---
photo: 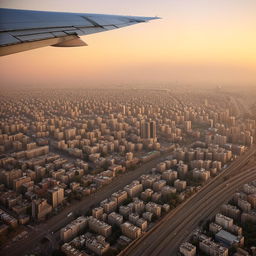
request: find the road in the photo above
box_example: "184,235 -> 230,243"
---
121,146 -> 256,256
1,151 -> 171,256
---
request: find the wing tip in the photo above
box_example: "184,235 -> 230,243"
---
138,16 -> 162,22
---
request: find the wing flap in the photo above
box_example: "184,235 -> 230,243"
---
77,27 -> 105,35
16,33 -> 54,42
103,25 -> 118,31
8,27 -> 74,36
0,33 -> 21,46
115,22 -> 137,28
52,31 -> 68,37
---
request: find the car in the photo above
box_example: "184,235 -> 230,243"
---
67,212 -> 73,217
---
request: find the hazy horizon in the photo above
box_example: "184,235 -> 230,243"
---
0,0 -> 256,88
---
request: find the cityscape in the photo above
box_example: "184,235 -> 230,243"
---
1,1 -> 256,256
0,87 -> 255,256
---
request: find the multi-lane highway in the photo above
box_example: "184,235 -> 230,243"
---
121,146 -> 256,256
1,151 -> 171,256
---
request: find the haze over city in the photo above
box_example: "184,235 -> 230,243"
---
1,1 -> 256,256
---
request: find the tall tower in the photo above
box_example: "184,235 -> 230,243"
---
140,120 -> 156,139
150,121 -> 156,139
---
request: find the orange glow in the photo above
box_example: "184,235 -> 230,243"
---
0,0 -> 256,88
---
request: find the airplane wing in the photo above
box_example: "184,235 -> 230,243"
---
0,8 -> 159,56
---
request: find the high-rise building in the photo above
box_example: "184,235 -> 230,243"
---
140,120 -> 156,139
140,120 -> 150,139
150,121 -> 156,138
47,186 -> 64,208
32,199 -> 52,220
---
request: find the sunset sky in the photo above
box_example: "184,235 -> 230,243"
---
0,0 -> 256,88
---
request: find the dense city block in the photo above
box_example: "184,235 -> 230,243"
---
0,88 -> 255,256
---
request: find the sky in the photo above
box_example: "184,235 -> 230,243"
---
0,0 -> 256,88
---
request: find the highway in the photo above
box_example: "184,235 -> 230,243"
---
121,146 -> 256,256
1,151 -> 171,256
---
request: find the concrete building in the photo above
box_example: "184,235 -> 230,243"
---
85,234 -> 110,256
220,204 -> 241,220
141,175 -> 158,189
129,213 -> 140,225
140,188 -> 154,201
124,181 -> 143,198
133,198 -> 145,214
92,207 -> 104,220
140,121 -> 156,139
243,184 -> 256,194
215,213 -> 233,230
100,199 -> 117,214
179,242 -> 196,256
60,216 -> 88,242
174,179 -> 187,192
13,176 -> 31,192
209,222 -> 222,234
61,243 -> 88,256
142,211 -> 154,222
237,198 -> 251,213
161,186 -> 176,197
151,192 -> 161,202
88,217 -> 112,237
145,202 -> 161,217
121,222 -> 142,240
32,198 -> 52,220
47,186 -> 64,208
119,205 -> 133,218
241,212 -> 256,223
247,194 -> 256,208
199,239 -> 228,256
153,180 -> 167,192
107,212 -> 123,227
0,209 -> 18,228
111,190 -> 128,205
161,170 -> 178,182
136,218 -> 148,231
215,230 -> 244,247
192,168 -> 210,182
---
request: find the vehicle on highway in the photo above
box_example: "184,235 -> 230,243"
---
67,212 -> 73,218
